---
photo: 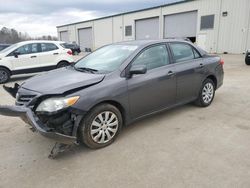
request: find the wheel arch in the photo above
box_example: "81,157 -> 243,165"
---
0,66 -> 12,75
57,60 -> 69,64
206,75 -> 217,89
88,100 -> 127,125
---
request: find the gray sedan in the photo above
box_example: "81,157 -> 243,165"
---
0,39 -> 224,150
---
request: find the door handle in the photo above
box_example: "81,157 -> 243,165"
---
30,56 -> 37,58
167,71 -> 175,76
199,63 -> 204,68
53,53 -> 59,55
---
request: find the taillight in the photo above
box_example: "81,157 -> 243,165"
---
219,59 -> 224,66
67,50 -> 72,55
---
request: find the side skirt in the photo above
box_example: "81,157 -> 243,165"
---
12,66 -> 56,75
127,97 -> 197,125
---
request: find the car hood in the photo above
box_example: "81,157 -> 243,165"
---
21,67 -> 105,94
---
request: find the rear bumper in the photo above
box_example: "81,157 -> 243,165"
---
0,105 -> 77,144
215,65 -> 224,89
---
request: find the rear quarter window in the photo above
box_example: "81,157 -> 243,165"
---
41,43 -> 58,52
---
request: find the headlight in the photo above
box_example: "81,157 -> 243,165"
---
36,96 -> 80,113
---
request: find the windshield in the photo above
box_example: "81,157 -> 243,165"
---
0,43 -> 18,54
75,44 -> 138,73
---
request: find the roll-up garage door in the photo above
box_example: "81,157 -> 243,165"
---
60,31 -> 69,42
135,17 -> 159,40
78,27 -> 93,51
164,11 -> 197,38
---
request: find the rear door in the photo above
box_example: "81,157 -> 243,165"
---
7,43 -> 40,71
169,42 -> 204,103
39,43 -> 60,67
127,44 -> 176,119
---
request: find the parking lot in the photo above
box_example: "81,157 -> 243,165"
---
0,54 -> 250,188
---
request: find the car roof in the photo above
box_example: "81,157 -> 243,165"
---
114,39 -> 190,46
15,40 -> 64,46
114,39 -> 207,57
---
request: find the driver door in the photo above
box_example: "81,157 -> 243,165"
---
127,44 -> 176,119
8,43 -> 40,71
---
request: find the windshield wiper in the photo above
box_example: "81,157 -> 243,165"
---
74,67 -> 98,73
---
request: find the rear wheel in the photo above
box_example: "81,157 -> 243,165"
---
79,103 -> 123,149
57,61 -> 69,68
195,78 -> 215,107
0,68 -> 10,84
246,56 -> 250,65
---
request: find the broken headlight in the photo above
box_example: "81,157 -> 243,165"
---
36,96 -> 80,113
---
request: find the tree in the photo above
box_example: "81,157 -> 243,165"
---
0,27 -> 58,44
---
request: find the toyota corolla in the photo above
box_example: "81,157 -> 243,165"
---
0,40 -> 224,150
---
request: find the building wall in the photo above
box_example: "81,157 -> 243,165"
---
113,16 -> 123,43
57,0 -> 250,54
93,18 -> 113,48
58,25 -> 77,43
217,0 -> 250,53
74,22 -> 93,48
123,8 -> 161,41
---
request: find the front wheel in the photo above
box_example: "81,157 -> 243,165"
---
195,78 -> 215,107
246,58 -> 250,65
79,104 -> 123,149
0,68 -> 10,84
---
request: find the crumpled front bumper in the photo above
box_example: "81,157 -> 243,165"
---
0,105 -> 77,144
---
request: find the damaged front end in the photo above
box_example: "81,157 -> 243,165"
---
0,84 -> 84,145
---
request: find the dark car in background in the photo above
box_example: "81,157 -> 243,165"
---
0,44 -> 11,51
0,39 -> 224,151
246,50 -> 250,65
61,43 -> 81,55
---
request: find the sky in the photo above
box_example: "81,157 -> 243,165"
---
0,0 -> 181,37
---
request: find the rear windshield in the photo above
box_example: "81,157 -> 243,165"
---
61,43 -> 74,48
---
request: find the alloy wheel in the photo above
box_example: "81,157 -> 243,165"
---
202,83 -> 214,104
0,70 -> 8,83
90,111 -> 119,144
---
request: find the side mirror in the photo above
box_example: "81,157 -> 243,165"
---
129,65 -> 147,77
13,52 -> 20,58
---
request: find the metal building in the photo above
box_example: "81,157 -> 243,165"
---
57,0 -> 250,54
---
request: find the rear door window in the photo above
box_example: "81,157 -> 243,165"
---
41,43 -> 58,52
170,43 -> 195,63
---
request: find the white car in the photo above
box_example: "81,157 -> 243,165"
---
0,40 -> 74,83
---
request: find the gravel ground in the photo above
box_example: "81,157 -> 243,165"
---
0,54 -> 250,188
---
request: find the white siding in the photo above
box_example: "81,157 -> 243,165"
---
57,0 -> 250,54
217,0 -> 250,53
164,11 -> 198,38
113,16 -> 123,43
57,25 -> 76,43
135,17 -> 160,40
75,22 -> 93,47
123,8 -> 161,41
94,18 -> 113,49
60,31 -> 69,42
78,28 -> 93,50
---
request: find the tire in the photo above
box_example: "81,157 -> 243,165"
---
79,103 -> 123,149
195,78 -> 215,107
0,68 -> 10,84
57,61 -> 69,68
245,58 -> 250,65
